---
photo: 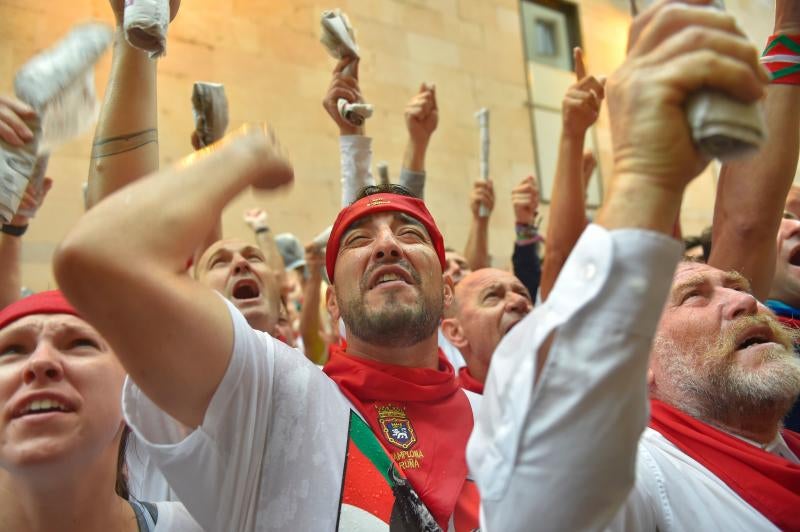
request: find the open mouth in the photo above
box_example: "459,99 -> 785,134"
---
735,328 -> 773,351
790,247 -> 800,267
368,267 -> 414,289
13,398 -> 74,419
231,279 -> 261,301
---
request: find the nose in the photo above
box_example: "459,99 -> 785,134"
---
505,291 -> 531,314
231,252 -> 252,275
23,342 -> 64,385
722,287 -> 758,322
371,227 -> 403,264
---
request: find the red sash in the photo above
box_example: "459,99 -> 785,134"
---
649,399 -> 800,531
457,366 -> 484,395
323,346 -> 474,530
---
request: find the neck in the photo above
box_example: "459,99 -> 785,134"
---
0,440 -> 135,532
707,413 -> 785,446
345,332 -> 440,369
465,355 -> 488,384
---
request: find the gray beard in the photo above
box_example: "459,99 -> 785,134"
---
339,289 -> 441,349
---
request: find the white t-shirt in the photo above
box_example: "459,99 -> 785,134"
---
123,299 -> 477,531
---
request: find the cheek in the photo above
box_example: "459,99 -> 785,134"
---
70,360 -> 126,425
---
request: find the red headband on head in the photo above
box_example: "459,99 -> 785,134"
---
326,193 -> 447,282
0,290 -> 80,330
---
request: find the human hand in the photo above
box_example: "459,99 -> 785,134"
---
0,95 -> 36,148
470,180 -> 495,219
220,124 -> 294,191
243,208 -> 268,231
323,57 -> 364,135
608,1 -> 768,193
405,83 -> 438,148
562,48 -> 605,138
109,0 -> 181,26
304,243 -> 325,279
511,176 -> 539,225
11,177 -> 53,227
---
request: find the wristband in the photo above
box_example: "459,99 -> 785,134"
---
255,226 -> 270,235
762,34 -> 800,85
2,224 -> 28,237
515,223 -> 542,245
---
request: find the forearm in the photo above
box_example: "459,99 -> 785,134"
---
398,167 -> 425,200
709,84 -> 800,299
300,274 -> 326,365
340,135 -> 374,207
0,235 -> 22,308
402,139 -> 428,173
55,139 -> 266,426
541,132 -> 590,300
254,229 -> 285,274
464,217 -> 490,270
86,29 -> 159,208
512,241 -> 542,301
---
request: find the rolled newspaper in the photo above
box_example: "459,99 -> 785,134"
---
631,0 -> 764,161
312,225 -> 333,250
475,108 -> 490,218
377,161 -> 390,185
6,22 -> 111,223
15,153 -> 50,219
320,9 -> 374,126
192,82 -> 230,148
0,114 -> 40,223
124,0 -> 171,58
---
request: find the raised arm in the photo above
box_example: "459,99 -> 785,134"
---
55,127 -> 294,428
540,47 -> 604,301
511,175 -> 542,299
299,243 -> 327,364
471,3 -> 768,530
463,180 -> 494,270
399,83 -> 438,199
708,0 -> 800,300
323,57 -> 375,207
85,0 -> 180,208
243,208 -> 286,292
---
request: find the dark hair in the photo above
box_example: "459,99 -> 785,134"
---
115,425 -> 132,499
354,184 -> 417,203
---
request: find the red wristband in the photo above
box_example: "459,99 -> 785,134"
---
762,34 -> 800,85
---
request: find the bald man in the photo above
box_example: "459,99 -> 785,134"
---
441,268 -> 533,393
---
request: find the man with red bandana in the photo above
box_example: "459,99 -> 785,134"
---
55,123 -> 481,530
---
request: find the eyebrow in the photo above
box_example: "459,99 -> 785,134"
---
342,212 -> 430,240
671,270 -> 752,301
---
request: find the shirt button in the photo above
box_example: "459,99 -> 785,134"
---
583,262 -> 597,280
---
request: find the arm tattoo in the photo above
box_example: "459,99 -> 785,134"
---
91,128 -> 158,159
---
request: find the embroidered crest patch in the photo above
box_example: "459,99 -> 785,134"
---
377,404 -> 417,450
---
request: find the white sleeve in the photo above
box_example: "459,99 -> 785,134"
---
340,134 -> 374,207
122,298 -> 346,531
468,224 -> 682,532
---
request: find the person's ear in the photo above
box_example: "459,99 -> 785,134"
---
441,317 -> 468,350
442,274 -> 455,310
326,285 -> 339,321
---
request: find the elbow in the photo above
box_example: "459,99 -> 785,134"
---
52,231 -> 104,303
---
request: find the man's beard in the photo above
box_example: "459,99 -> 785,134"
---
654,314 -> 800,427
338,261 -> 442,349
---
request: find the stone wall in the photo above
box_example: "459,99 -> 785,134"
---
0,0 -> 774,291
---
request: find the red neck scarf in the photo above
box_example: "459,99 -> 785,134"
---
649,399 -> 800,531
323,346 -> 473,530
457,366 -> 484,395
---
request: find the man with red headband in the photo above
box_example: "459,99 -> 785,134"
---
55,123 -> 480,529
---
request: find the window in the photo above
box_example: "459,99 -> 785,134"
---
520,0 -> 603,208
